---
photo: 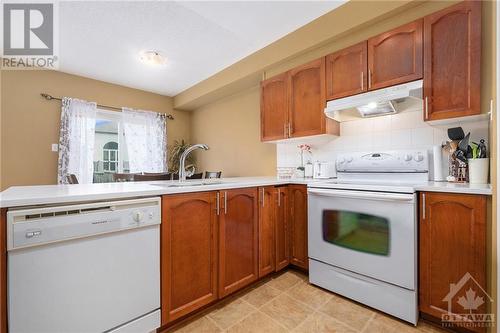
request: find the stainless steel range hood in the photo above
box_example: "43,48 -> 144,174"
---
324,79 -> 423,122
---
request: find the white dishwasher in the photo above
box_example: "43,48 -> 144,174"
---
6,197 -> 162,333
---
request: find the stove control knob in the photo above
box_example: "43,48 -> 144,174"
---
338,157 -> 346,164
403,154 -> 412,162
414,153 -> 424,162
346,157 -> 353,163
133,211 -> 143,223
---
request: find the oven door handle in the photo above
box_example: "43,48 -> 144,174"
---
308,188 -> 415,202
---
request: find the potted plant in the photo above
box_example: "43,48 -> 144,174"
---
168,139 -> 196,174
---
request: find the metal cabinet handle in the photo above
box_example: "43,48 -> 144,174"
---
277,188 -> 281,207
216,192 -> 220,215
224,191 -> 227,214
425,97 -> 429,120
368,69 -> 372,89
261,188 -> 265,208
422,193 -> 426,220
283,123 -> 287,138
361,72 -> 364,90
288,123 -> 292,137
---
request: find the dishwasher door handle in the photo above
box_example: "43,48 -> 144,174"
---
308,188 -> 415,202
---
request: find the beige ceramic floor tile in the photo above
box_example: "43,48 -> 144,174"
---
287,281 -> 333,309
362,313 -> 450,333
207,299 -> 256,330
260,294 -> 314,330
267,271 -> 303,291
319,295 -> 375,331
287,269 -> 309,282
294,311 -> 357,333
226,311 -> 287,333
172,316 -> 221,333
242,283 -> 282,308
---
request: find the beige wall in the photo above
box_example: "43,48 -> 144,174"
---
190,86 -> 276,177
0,70 -> 191,190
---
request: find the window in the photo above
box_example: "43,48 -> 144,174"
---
103,141 -> 118,172
93,110 -> 129,183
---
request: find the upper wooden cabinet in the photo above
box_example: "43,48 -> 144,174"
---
326,41 -> 367,100
260,58 -> 339,142
288,185 -> 308,270
368,20 -> 423,90
419,192 -> 486,333
260,73 -> 288,141
161,193 -> 218,324
423,1 -> 481,121
219,188 -> 259,298
288,58 -> 327,138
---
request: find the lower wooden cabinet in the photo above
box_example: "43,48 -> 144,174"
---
218,188 -> 259,298
275,186 -> 290,271
160,185 -> 308,325
419,192 -> 486,333
258,187 -> 276,277
288,185 -> 308,270
161,192 -> 218,324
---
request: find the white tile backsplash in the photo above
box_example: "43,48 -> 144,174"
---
276,109 -> 489,168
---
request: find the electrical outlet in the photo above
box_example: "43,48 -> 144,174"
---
51,144 -> 59,152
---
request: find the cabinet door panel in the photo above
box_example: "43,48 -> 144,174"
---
288,58 -> 326,138
258,187 -> 276,277
219,188 -> 259,297
275,187 -> 289,271
423,1 -> 481,121
261,73 -> 288,141
368,20 -> 422,90
288,185 -> 308,270
419,192 -> 486,333
161,193 -> 218,324
326,41 -> 367,100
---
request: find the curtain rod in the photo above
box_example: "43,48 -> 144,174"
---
40,93 -> 174,120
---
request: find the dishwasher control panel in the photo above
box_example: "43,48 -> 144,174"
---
7,197 -> 161,250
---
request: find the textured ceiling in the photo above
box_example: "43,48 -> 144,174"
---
58,1 -> 346,96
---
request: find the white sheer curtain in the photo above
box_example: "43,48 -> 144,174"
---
122,108 -> 167,173
57,98 -> 97,184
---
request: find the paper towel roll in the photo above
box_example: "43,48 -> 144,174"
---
433,145 -> 444,181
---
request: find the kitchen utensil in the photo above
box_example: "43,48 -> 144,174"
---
447,127 -> 465,141
454,149 -> 467,164
471,142 -> 479,159
478,139 -> 487,158
466,146 -> 473,159
458,132 -> 470,153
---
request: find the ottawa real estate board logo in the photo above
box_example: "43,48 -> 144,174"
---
441,272 -> 495,330
2,1 -> 58,69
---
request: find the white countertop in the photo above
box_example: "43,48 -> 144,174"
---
0,176 -> 492,208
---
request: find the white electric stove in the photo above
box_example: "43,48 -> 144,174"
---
308,150 -> 429,325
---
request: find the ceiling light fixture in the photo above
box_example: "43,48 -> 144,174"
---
139,51 -> 167,66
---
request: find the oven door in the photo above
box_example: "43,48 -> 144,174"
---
308,188 -> 416,290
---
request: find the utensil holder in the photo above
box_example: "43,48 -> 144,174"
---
468,158 -> 489,184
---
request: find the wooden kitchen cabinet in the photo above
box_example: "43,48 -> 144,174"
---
275,186 -> 290,271
368,20 -> 423,90
419,192 -> 486,332
258,187 -> 276,277
260,73 -> 288,141
288,58 -> 327,138
161,193 -> 218,324
219,188 -> 259,298
423,1 -> 481,121
1,209 -> 6,333
260,58 -> 339,142
326,41 -> 368,100
288,185 -> 308,270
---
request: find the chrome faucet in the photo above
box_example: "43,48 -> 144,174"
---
179,144 -> 209,182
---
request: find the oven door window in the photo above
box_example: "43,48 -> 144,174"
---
322,210 -> 390,256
